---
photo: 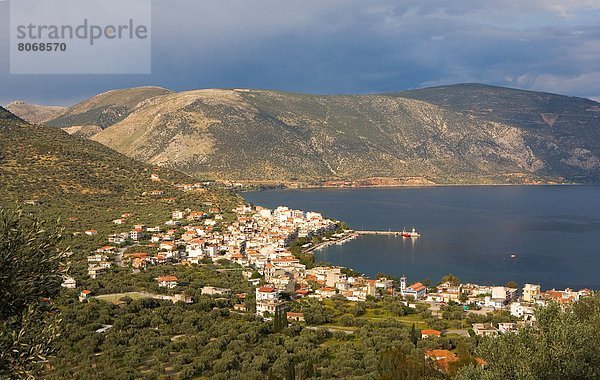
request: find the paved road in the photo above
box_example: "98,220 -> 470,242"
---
114,244 -> 141,267
306,326 -> 355,335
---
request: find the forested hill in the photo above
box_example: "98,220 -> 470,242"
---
0,106 -> 238,226
36,84 -> 600,185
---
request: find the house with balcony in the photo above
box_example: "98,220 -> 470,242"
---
157,276 -> 179,289
256,286 -> 285,317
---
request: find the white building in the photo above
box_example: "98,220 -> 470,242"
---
400,276 -> 427,299
484,286 -> 517,309
498,322 -> 518,334
472,323 -> 500,336
61,276 -> 76,289
258,209 -> 272,219
172,211 -> 186,220
157,276 -> 178,288
522,283 -> 541,303
201,286 -> 231,295
129,229 -> 144,241
510,302 -> 536,322
108,233 -> 128,244
256,286 -> 285,317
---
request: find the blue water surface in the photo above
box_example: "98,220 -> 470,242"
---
244,186 -> 600,289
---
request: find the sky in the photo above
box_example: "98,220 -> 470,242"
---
1,0 -> 599,106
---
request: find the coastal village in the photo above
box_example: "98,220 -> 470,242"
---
63,176 -> 595,374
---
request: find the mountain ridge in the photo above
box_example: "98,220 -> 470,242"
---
5,101 -> 65,124
44,86 -> 172,130
39,84 -> 600,185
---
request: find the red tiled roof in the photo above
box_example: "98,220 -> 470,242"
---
157,276 -> 178,282
409,282 -> 427,292
426,349 -> 457,360
127,253 -> 149,258
426,349 -> 458,372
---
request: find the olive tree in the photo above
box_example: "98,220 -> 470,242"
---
0,208 -> 65,379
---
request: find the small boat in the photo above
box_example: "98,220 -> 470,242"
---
510,253 -> 517,258
402,227 -> 420,238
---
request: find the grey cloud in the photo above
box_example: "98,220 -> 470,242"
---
0,0 -> 598,105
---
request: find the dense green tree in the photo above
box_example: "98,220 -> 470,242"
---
441,304 -> 465,321
505,281 -> 518,289
379,347 -> 443,380
440,274 -> 461,286
339,314 -> 356,327
245,292 -> 257,314
340,266 -> 361,278
455,295 -> 600,380
375,272 -> 398,281
273,305 -> 288,333
302,301 -> 333,325
448,341 -> 478,376
0,208 -> 65,378
409,324 -> 419,346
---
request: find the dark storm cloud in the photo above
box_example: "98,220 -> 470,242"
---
0,0 -> 598,105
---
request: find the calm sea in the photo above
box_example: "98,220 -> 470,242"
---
244,186 -> 600,290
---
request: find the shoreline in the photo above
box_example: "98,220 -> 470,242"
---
241,181 -> 592,193
302,232 -> 360,254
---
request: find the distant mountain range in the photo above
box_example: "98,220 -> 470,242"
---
8,83 -> 600,185
5,101 -> 65,124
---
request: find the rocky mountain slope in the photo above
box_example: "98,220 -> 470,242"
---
44,84 -> 600,184
5,101 -> 65,124
392,84 -> 600,182
44,86 -> 171,130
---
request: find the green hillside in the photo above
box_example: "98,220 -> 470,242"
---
0,106 -> 238,228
